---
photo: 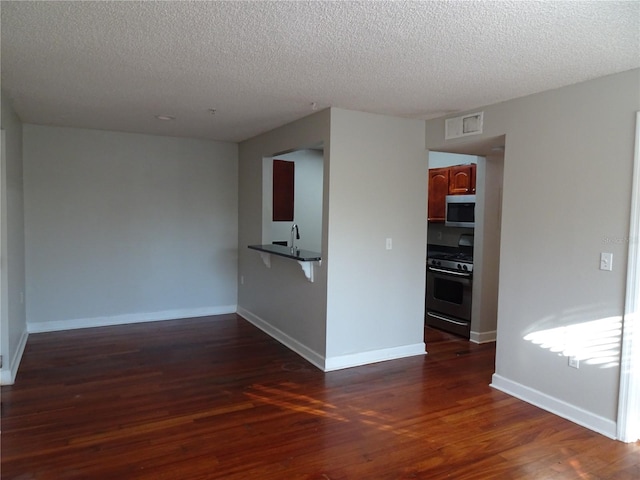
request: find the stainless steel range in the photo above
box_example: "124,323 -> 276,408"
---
426,234 -> 474,338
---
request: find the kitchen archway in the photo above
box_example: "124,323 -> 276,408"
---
426,135 -> 506,350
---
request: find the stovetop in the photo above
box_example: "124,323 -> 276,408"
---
427,246 -> 473,273
427,233 -> 475,273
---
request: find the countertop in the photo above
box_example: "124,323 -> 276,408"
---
248,244 -> 322,262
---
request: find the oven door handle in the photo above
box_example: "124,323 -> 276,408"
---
428,267 -> 472,278
427,312 -> 469,326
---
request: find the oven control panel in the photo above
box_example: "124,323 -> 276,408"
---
428,257 -> 473,273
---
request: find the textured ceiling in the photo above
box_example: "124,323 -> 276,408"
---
1,1 -> 639,143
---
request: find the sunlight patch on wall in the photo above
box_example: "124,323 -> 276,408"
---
523,316 -> 622,369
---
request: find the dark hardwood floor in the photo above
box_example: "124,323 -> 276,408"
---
1,314 -> 638,479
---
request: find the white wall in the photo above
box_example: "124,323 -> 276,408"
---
426,68 -> 640,437
470,155 -> 503,341
23,125 -> 238,331
264,149 -> 324,252
325,109 -> 427,367
0,91 -> 27,384
238,110 -> 330,365
428,151 -> 478,169
239,108 -> 426,371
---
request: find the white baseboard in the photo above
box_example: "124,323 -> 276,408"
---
470,329 -> 497,344
237,307 -> 426,372
324,342 -> 426,372
0,328 -> 29,385
236,307 -> 326,370
27,305 -> 237,333
491,373 -> 617,439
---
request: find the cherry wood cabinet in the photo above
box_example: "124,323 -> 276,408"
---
448,164 -> 476,195
428,163 -> 476,222
273,159 -> 294,221
427,167 -> 449,222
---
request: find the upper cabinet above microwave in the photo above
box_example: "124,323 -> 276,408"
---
428,164 -> 476,222
448,164 -> 476,195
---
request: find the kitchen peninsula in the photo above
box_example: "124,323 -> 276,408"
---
248,244 -> 322,282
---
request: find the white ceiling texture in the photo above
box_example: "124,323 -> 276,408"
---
1,1 -> 639,143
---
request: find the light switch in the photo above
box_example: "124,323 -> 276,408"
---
600,252 -> 613,271
386,238 -> 392,250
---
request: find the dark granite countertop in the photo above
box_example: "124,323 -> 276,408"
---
248,244 -> 322,262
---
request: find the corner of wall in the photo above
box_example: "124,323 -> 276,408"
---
0,328 -> 28,385
237,306 -> 326,370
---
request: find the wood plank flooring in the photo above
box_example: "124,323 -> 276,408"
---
1,314 -> 639,479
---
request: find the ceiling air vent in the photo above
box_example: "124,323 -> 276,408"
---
445,112 -> 484,140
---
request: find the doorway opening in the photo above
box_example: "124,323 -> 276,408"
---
425,135 -> 506,350
261,144 -> 324,254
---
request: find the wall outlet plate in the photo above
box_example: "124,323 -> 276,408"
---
568,356 -> 580,369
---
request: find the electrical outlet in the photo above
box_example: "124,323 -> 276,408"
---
600,252 -> 613,271
386,238 -> 392,250
568,356 -> 579,369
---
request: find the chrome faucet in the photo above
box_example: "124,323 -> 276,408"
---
290,223 -> 300,251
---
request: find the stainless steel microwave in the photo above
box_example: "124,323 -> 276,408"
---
445,194 -> 476,228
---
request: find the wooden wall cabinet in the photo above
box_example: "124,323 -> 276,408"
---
427,167 -> 449,222
273,159 -> 294,221
448,164 -> 476,195
428,164 -> 476,222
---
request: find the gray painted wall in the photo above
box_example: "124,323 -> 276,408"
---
23,125 -> 238,329
325,109 -> 427,359
238,110 -> 330,359
0,92 -> 27,383
426,68 -> 640,426
470,155 -> 503,339
428,151 -> 478,169
238,108 -> 426,368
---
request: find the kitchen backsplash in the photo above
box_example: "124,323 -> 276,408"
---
427,223 -> 474,247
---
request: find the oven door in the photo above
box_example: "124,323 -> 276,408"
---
426,266 -> 472,321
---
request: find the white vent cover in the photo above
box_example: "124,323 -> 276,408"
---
445,112 -> 484,139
